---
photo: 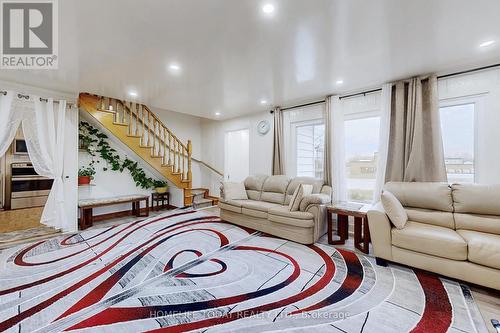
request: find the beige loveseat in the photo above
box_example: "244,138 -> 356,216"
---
368,182 -> 500,290
219,175 -> 332,244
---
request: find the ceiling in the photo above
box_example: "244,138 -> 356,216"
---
1,0 -> 500,119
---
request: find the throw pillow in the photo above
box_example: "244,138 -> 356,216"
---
289,184 -> 313,211
223,182 -> 248,200
381,190 -> 408,229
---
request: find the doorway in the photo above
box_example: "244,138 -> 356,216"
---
224,129 -> 250,182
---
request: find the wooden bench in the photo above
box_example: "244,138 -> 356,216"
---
78,194 -> 149,230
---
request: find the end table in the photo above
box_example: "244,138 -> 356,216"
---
327,202 -> 371,254
151,192 -> 170,211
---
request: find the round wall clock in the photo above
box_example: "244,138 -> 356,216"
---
257,120 -> 271,135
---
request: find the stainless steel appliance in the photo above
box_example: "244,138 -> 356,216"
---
10,163 -> 53,210
13,139 -> 29,155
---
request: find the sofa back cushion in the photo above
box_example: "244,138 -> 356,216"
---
244,175 -> 268,200
284,177 -> 324,205
452,183 -> 500,235
452,183 -> 500,215
261,175 -> 291,204
383,182 -> 453,212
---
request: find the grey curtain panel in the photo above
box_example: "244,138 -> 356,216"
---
385,75 -> 447,182
272,106 -> 285,175
323,96 -> 332,185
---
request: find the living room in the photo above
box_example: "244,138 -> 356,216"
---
0,1 -> 499,332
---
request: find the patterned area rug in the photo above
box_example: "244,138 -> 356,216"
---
0,209 -> 488,332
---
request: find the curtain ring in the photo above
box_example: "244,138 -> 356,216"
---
17,93 -> 29,100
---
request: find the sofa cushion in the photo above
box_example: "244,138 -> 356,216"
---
288,184 -> 313,211
391,221 -> 467,260
454,213 -> 500,235
405,207 -> 455,229
240,200 -> 281,212
457,230 -> 500,270
452,183 -> 500,215
384,182 -> 453,212
268,206 -> 314,227
244,175 -> 268,200
219,199 -> 246,213
223,182 -> 248,200
260,175 -> 290,204
284,177 -> 324,205
381,191 -> 408,229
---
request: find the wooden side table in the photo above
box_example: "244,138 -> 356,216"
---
151,192 -> 170,211
327,203 -> 371,254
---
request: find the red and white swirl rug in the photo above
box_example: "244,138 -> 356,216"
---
0,209 -> 489,332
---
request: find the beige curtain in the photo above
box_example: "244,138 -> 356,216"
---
385,75 -> 447,182
272,106 -> 285,175
323,96 -> 332,185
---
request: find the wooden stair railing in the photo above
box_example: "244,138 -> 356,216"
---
79,93 -> 194,206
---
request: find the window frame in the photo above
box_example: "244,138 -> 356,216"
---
290,118 -> 325,178
343,110 -> 382,203
439,95 -> 483,183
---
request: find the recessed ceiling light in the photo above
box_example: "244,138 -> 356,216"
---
128,91 -> 138,97
168,63 -> 181,72
336,80 -> 344,85
479,40 -> 495,48
262,3 -> 274,14
215,112 -> 221,116
260,99 -> 268,104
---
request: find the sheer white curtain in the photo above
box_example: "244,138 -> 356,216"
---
0,92 -> 19,156
21,98 -> 68,230
373,83 -> 392,202
329,96 -> 347,202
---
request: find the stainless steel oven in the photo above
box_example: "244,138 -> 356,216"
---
10,163 -> 53,210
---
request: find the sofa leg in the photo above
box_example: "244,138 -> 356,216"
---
375,257 -> 388,267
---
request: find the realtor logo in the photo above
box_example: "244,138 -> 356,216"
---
1,0 -> 58,69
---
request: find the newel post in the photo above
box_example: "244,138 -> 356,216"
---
187,140 -> 192,182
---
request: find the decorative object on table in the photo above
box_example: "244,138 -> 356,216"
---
78,164 -> 96,185
327,201 -> 372,254
151,192 -> 170,211
153,180 -> 168,194
257,119 -> 271,135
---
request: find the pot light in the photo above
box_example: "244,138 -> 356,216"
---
215,111 -> 221,116
479,40 -> 495,48
336,80 -> 344,85
262,3 -> 274,14
128,91 -> 138,97
168,63 -> 181,73
260,99 -> 268,104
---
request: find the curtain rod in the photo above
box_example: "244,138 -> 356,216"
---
437,62 -> 500,79
0,91 -> 75,107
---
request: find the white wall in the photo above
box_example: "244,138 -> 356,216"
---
200,111 -> 274,194
438,68 -> 500,184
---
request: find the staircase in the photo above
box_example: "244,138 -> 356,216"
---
191,188 -> 219,209
78,93 -> 217,207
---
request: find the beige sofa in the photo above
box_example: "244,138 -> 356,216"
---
219,175 -> 332,244
368,182 -> 500,290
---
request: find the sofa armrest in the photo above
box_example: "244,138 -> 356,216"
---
299,194 -> 331,212
298,194 -> 331,242
367,202 -> 393,261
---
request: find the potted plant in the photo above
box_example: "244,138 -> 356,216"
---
78,165 -> 96,185
154,180 -> 168,193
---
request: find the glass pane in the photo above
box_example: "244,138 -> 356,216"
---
345,116 -> 381,203
440,103 -> 475,183
296,123 -> 325,179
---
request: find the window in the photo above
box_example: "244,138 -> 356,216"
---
296,122 -> 325,179
439,103 -> 475,183
344,115 -> 381,203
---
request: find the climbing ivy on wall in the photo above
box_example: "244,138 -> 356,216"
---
79,121 -> 158,189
